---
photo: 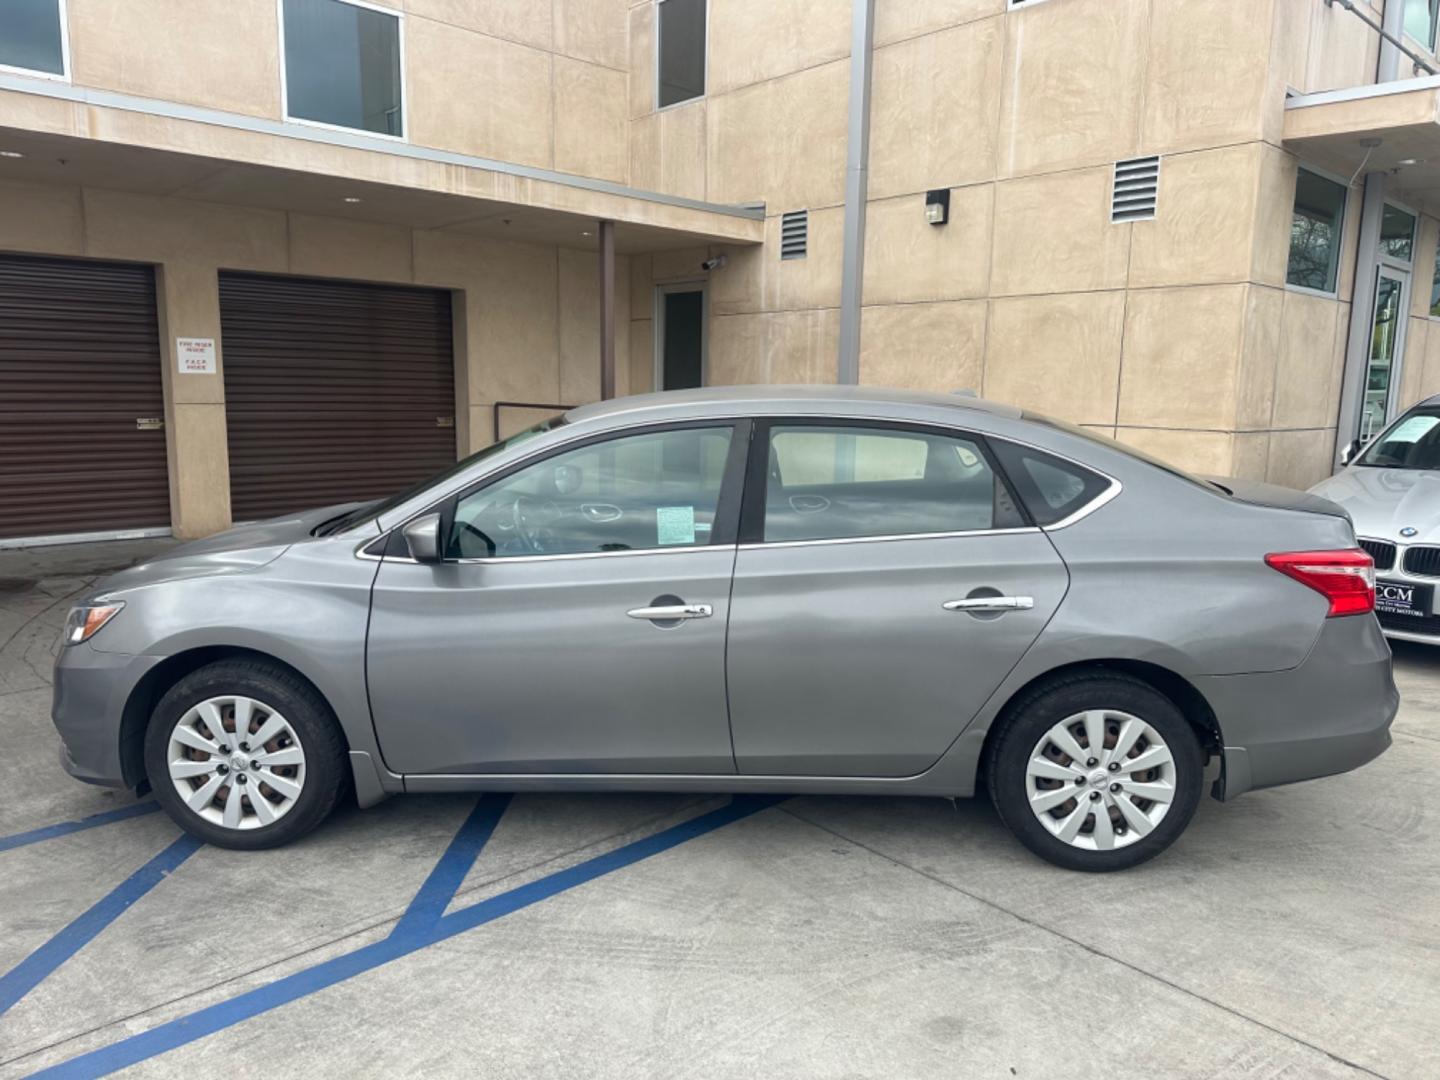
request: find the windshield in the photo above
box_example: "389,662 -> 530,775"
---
1356,407 -> 1440,470
316,417 -> 566,535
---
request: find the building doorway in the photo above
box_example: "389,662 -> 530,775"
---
1358,203 -> 1418,441
655,284 -> 706,391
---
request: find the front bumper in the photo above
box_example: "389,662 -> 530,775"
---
51,643 -> 162,789
1200,614 -> 1397,799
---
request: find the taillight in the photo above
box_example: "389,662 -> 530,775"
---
1265,550 -> 1375,617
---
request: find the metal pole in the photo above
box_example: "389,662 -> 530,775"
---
1336,173 -> 1387,461
836,0 -> 876,385
599,219 -> 616,400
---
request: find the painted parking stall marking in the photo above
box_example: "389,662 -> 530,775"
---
0,834 -> 202,1017
0,802 -> 160,853
32,795 -> 781,1079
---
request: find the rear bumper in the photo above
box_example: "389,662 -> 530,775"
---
1200,615 -> 1398,799
51,643 -> 160,790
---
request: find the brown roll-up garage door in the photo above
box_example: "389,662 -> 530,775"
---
219,273 -> 456,521
0,254 -> 170,542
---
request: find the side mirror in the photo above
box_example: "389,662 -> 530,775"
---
1339,439 -> 1362,467
401,512 -> 443,563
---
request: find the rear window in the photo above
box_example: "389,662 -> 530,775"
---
991,438 -> 1112,527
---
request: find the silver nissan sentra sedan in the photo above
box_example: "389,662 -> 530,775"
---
52,387 -> 1397,871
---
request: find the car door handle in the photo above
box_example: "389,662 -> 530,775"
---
627,603 -> 713,620
942,596 -> 1034,612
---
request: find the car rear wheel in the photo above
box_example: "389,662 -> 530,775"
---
987,673 -> 1204,871
144,660 -> 346,849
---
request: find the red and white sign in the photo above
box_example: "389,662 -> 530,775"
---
176,337 -> 217,374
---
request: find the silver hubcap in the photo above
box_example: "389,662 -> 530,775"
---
1025,709 -> 1176,852
166,695 -> 306,830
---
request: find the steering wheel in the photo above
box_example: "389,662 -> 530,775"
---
511,494 -> 561,554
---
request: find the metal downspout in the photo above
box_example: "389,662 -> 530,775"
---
837,0 -> 876,385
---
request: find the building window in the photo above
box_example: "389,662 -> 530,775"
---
1286,168 -> 1347,294
0,0 -> 67,80
1430,237 -> 1440,317
1380,203 -> 1417,262
281,0 -> 403,138
657,0 -> 705,108
1406,0 -> 1439,51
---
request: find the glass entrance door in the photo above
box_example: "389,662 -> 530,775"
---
1362,269 -> 1410,441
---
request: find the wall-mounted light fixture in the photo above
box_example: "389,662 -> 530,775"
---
925,188 -> 950,226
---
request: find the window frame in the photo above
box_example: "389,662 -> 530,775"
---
1404,0 -> 1440,53
1284,163 -> 1352,300
383,418 -> 751,564
0,0 -> 71,83
654,0 -> 708,113
736,417 -> 1036,549
276,0 -> 407,142
1428,219 -> 1440,320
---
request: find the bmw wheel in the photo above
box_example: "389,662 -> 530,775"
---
145,660 -> 347,849
988,673 -> 1204,871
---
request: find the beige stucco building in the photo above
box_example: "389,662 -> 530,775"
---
4,0 -> 1440,542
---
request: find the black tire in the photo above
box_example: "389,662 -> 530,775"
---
144,659 -> 347,850
987,672 -> 1204,872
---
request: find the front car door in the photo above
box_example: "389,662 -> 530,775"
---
725,419 -> 1070,776
367,421 -> 747,776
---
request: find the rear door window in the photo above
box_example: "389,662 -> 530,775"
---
760,424 -> 1023,542
990,439 -> 1112,527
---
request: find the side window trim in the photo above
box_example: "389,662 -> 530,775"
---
421,418 -> 750,562
988,435 -> 1121,530
737,416 -> 1033,547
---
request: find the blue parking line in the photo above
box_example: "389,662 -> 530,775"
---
0,834 -> 201,1017
36,795 -> 781,1079
0,803 -> 160,854
389,794 -> 512,942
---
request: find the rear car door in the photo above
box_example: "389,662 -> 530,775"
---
367,421 -> 747,775
725,420 -> 1070,777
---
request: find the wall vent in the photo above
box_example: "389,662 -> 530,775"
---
780,210 -> 808,259
1111,156 -> 1160,222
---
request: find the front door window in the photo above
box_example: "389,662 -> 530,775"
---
447,425 -> 734,558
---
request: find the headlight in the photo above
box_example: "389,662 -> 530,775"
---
63,602 -> 125,646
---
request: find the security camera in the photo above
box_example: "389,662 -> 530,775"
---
700,254 -> 728,272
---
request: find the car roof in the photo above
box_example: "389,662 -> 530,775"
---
564,385 -> 1023,424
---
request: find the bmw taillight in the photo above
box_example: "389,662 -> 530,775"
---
1265,550 -> 1375,617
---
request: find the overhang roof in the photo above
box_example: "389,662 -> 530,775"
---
1284,77 -> 1440,213
0,73 -> 763,254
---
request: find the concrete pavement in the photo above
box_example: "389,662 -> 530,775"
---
1,540 -> 1436,1078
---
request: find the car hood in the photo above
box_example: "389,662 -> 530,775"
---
92,501 -> 370,597
1309,468 -> 1440,543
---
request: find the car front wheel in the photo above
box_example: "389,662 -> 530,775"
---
987,673 -> 1204,871
144,660 -> 347,849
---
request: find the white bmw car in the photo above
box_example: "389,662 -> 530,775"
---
1311,397 -> 1440,643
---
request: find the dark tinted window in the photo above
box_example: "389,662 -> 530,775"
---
991,439 -> 1112,527
1357,407 -> 1440,470
1286,168 -> 1346,293
0,0 -> 65,76
658,0 -> 705,107
283,0 -> 403,136
1380,203 -> 1416,261
762,425 -> 1022,543
448,426 -> 734,558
